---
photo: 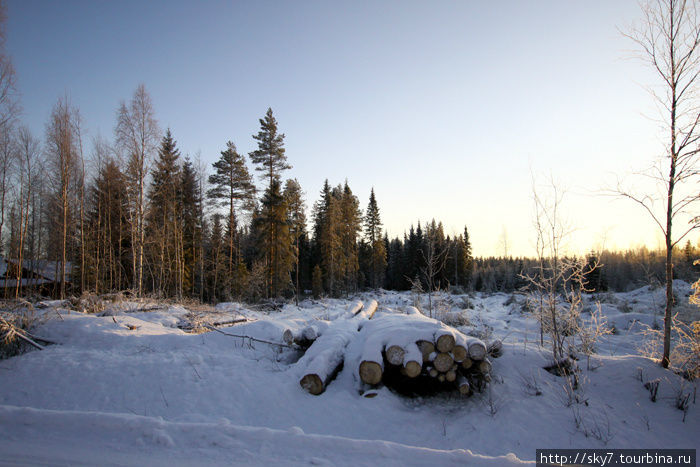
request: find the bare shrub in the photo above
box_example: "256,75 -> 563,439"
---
0,308 -> 39,358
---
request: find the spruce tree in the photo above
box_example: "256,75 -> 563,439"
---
463,226 -> 473,289
147,129 -> 181,296
255,179 -> 294,297
364,188 -> 386,289
88,158 -> 129,292
284,178 -> 306,304
181,157 -> 203,297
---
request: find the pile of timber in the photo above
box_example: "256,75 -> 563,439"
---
292,301 -> 500,397
358,307 -> 499,397
295,300 -> 378,395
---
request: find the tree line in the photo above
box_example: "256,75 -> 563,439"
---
1,79 -> 697,301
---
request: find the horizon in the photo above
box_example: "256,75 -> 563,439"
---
6,1 -> 697,256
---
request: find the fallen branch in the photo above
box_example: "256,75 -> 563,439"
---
204,325 -> 293,348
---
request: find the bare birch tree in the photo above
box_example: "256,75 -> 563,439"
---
115,84 -> 160,297
45,96 -> 81,299
619,0 -> 700,367
14,127 -> 39,298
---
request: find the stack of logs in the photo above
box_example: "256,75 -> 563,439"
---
358,308 -> 501,397
292,302 -> 501,397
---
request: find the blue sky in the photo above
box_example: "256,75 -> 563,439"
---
6,1 -> 680,256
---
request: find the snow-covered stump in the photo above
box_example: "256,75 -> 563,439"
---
298,300 -> 378,395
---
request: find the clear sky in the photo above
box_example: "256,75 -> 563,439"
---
6,0 -> 691,257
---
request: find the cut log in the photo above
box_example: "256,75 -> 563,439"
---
445,369 -> 457,383
438,374 -> 445,382
359,360 -> 383,385
428,367 -> 438,378
457,376 -> 471,395
478,358 -> 492,375
467,339 -> 487,361
347,300 -> 364,317
433,352 -> 454,373
299,301 -> 376,395
299,374 -> 324,395
385,345 -> 405,366
418,340 -> 435,362
359,328 -> 385,385
355,300 -> 379,328
452,344 -> 467,363
402,343 -> 422,378
283,320 -> 329,347
435,330 -> 455,353
461,357 -> 473,370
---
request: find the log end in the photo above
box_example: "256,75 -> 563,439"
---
458,379 -> 471,396
359,360 -> 383,385
404,360 -> 422,378
452,344 -> 467,363
433,352 -> 454,373
468,341 -> 487,361
385,345 -> 405,366
300,374 -> 323,395
436,333 -> 456,353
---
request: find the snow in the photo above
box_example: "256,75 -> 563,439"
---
0,286 -> 698,465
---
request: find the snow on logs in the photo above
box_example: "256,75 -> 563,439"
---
357,310 -> 492,396
299,300 -> 378,395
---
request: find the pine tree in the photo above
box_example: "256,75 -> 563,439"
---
207,141 -> 255,293
249,109 -> 293,298
249,108 -> 290,188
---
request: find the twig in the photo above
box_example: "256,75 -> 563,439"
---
204,325 -> 293,348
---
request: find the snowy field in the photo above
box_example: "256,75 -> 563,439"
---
0,284 -> 698,466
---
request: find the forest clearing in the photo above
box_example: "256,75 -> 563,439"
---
0,285 -> 697,465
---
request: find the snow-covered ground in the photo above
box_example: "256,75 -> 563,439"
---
0,284 -> 697,465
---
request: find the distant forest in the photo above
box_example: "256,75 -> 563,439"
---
1,82 -> 698,302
